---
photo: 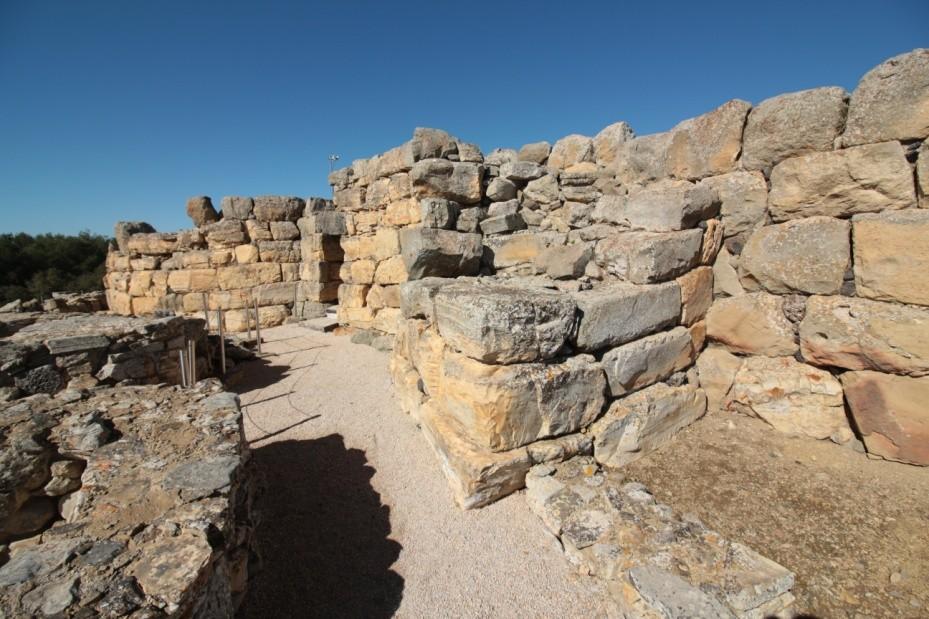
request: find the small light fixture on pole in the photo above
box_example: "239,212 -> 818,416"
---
328,154 -> 341,173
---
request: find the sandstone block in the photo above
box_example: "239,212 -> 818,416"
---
593,121 -> 635,166
800,295 -> 929,376
706,292 -> 797,356
297,212 -> 346,236
712,246 -> 744,297
410,127 -> 456,162
225,304 -> 289,331
209,249 -> 234,266
253,196 -> 305,221
853,210 -> 929,306
595,229 -> 703,284
220,196 -> 254,220
338,284 -> 370,309
166,269 -> 217,293
666,99 -> 751,180
571,281 -> 680,351
518,141 -> 551,164
350,259 -> 376,285
298,281 -> 339,303
725,356 -> 847,440
841,371 -> 929,465
482,232 -> 564,269
420,198 -> 460,229
126,233 -> 177,256
499,161 -> 545,183
373,228 -> 401,261
234,244 -> 259,264
768,141 -> 916,221
479,213 -> 526,235
486,177 -> 517,202
739,216 -> 850,295
677,266 -> 713,326
548,135 -> 594,169
186,196 -> 219,227
696,347 -> 743,411
218,263 -> 282,290
612,131 -> 674,184
592,383 -> 706,468
366,284 -> 401,310
534,243 -> 592,280
334,187 -> 365,211
114,221 -> 155,253
434,282 -> 576,364
596,180 -> 719,232
388,173 -> 412,202
698,171 -> 768,241
257,240 -> 301,263
204,220 -> 247,248
373,307 -> 402,334
842,48 -> 929,146
601,327 -> 694,397
383,198 -> 421,226
523,174 -> 560,204
374,255 -> 408,285
106,290 -> 132,315
301,234 -> 343,262
254,282 -> 297,307
439,349 -> 606,452
399,228 -> 482,279
411,159 -> 483,204
244,219 -> 272,242
742,87 -> 848,173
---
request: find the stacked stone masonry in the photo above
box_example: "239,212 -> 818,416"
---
105,196 -> 346,332
330,48 -> 929,511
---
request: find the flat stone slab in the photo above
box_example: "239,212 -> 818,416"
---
302,315 -> 340,332
526,458 -> 796,618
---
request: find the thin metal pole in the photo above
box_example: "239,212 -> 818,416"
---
254,298 -> 262,356
178,348 -> 188,388
217,309 -> 226,376
190,339 -> 197,385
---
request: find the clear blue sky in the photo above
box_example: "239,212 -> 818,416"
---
1,1 -> 926,236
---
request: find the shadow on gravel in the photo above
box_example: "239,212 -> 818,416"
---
238,434 -> 404,619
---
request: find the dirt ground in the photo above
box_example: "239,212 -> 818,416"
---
621,409 -> 929,619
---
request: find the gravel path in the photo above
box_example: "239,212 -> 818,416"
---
235,324 -> 601,618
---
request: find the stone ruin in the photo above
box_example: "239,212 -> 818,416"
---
3,47 -> 926,617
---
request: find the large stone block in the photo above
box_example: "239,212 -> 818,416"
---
918,141 -> 929,205
696,346 -> 743,412
800,295 -> 929,376
482,232 -> 564,269
166,269 -> 217,293
257,240 -> 301,263
595,229 -> 702,284
204,220 -> 247,248
418,401 -> 531,509
186,196 -> 219,227
842,48 -> 929,146
853,210 -> 929,306
410,159 -> 483,204
592,383 -> 706,468
297,212 -> 346,236
433,282 -> 576,364
399,228 -> 482,279
253,196 -> 305,221
739,216 -> 850,295
374,255 -> 408,285
593,180 -> 719,232
706,292 -> 797,356
698,171 -> 768,241
399,277 -> 453,320
548,134 -> 594,169
220,196 -> 253,220
601,326 -> 694,397
841,371 -> 929,465
742,87 -> 848,173
665,99 -> 751,180
439,349 -> 606,452
254,282 -> 297,307
534,243 -> 592,280
518,141 -> 552,164
677,266 -> 713,326
725,356 -> 847,440
768,141 -> 916,221
244,219 -> 272,242
217,263 -> 282,290
114,221 -> 155,253
126,233 -> 177,256
571,281 -> 680,352
592,121 -> 634,166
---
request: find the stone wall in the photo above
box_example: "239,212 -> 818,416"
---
330,47 -> 929,507
104,195 -> 345,332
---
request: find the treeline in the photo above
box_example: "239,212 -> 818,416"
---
0,232 -> 111,304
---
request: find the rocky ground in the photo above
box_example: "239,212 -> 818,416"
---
621,410 -> 929,618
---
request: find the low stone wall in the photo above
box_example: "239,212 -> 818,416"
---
0,379 -> 253,617
332,47 -> 929,509
105,195 -> 346,332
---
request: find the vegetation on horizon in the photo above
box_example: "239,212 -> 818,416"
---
0,231 -> 111,304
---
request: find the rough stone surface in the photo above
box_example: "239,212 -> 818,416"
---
253,196 -> 305,222
739,216 -> 850,295
399,228 -> 483,280
185,196 -> 219,227
706,292 -> 797,356
852,210 -> 929,306
841,371 -> 929,465
220,196 -> 254,220
113,222 -> 156,253
842,48 -> 929,146
698,171 -> 768,241
666,99 -> 752,180
677,266 -> 713,326
742,87 -> 848,173
571,281 -> 680,352
601,327 -> 694,397
594,180 -> 719,232
433,282 -> 576,364
800,295 -> 929,376
548,135 -> 594,169
725,356 -> 848,440
696,346 -> 743,412
768,141 -> 916,221
411,159 -> 483,204
518,141 -> 551,164
595,229 -> 703,284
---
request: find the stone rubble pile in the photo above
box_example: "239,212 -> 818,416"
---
526,459 -> 796,618
0,379 -> 253,617
105,195 -> 346,332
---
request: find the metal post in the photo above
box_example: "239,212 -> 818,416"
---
254,298 -> 262,356
217,309 -> 226,376
178,348 -> 188,388
189,339 -> 197,385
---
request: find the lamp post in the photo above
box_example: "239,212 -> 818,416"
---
328,154 -> 341,173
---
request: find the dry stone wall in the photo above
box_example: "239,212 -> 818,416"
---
105,195 -> 345,332
331,48 -> 929,509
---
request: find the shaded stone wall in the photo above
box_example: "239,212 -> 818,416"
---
330,48 -> 929,508
104,196 -> 345,332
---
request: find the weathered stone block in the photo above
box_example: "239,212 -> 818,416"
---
853,210 -> 929,306
166,269 -> 217,293
742,87 -> 848,173
186,196 -> 219,227
399,277 -> 453,320
571,281 -> 680,352
411,159 -> 483,204
338,284 -> 370,309
666,99 -> 751,180
499,161 -> 545,183
698,170 -> 768,241
350,259 -> 376,285
548,135 -> 594,169
677,266 -> 713,326
534,243 -> 592,280
768,141 -> 916,221
439,349 -> 606,452
482,232 -> 564,269
126,233 -> 177,256
595,229 -> 703,284
257,240 -> 300,263
518,141 -> 552,164
593,121 -> 634,166
706,292 -> 797,356
419,198 -> 460,229
234,244 -> 259,264
383,198 -> 421,226
297,212 -> 346,236
842,48 -> 929,146
217,263 -> 282,290
601,327 -> 694,397
841,371 -> 929,465
301,234 -> 343,262
434,282 -> 576,364
595,180 -> 719,232
592,383 -> 706,468
254,282 -> 297,307
114,221 -> 155,253
374,255 -> 408,285
800,295 -> 929,376
696,346 -> 743,412
739,216 -> 850,295
220,196 -> 254,220
204,220 -> 247,248
479,213 -> 526,235
253,196 -> 305,221
399,228 -> 482,279
244,219 -> 272,242
726,356 -> 847,440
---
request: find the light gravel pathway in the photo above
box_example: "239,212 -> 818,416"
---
235,323 -> 602,619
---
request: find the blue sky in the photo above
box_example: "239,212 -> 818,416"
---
1,1 -> 926,236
